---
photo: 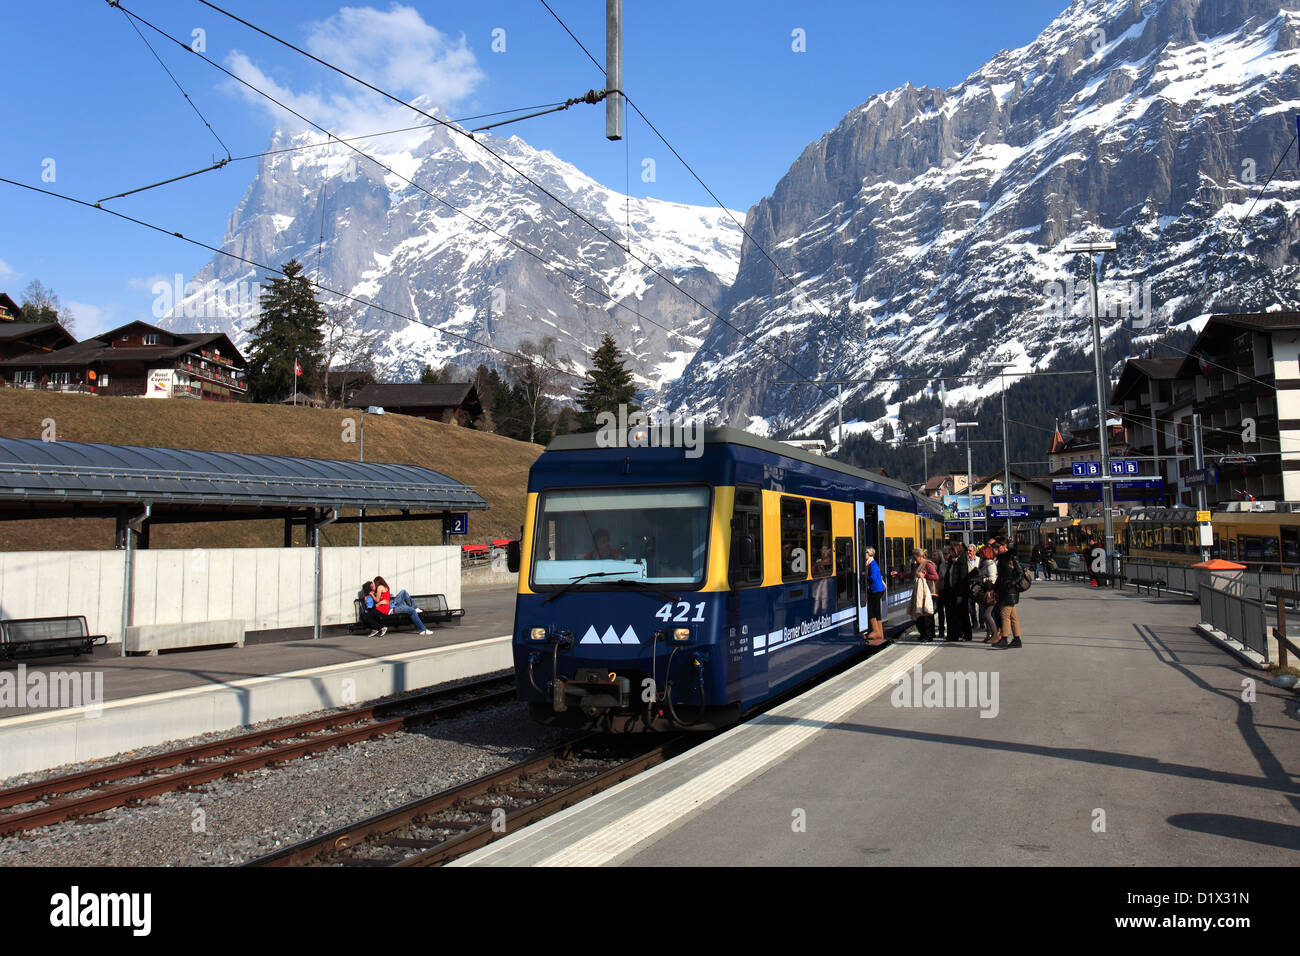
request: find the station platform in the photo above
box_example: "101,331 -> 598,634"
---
455,581 -> 1300,866
0,586 -> 518,779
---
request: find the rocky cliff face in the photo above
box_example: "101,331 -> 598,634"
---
161,123 -> 741,392
663,0 -> 1300,437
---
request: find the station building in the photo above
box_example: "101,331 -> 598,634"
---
1111,311 -> 1300,506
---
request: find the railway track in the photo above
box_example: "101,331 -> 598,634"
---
0,675 -> 517,837
246,734 -> 695,867
246,638 -> 898,867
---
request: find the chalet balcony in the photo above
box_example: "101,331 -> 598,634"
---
175,359 -> 246,392
3,380 -> 93,394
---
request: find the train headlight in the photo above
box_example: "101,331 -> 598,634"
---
528,626 -> 548,641
671,627 -> 692,643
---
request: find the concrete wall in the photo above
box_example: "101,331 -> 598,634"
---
0,550 -> 125,641
0,546 -> 460,643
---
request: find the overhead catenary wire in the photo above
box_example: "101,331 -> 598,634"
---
183,0 -> 837,402
107,6 -> 737,377
0,175 -> 584,382
536,0 -> 849,360
98,105 -> 577,204
113,1 -> 231,161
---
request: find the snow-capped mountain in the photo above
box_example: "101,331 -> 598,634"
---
162,122 -> 741,392
662,0 -> 1300,437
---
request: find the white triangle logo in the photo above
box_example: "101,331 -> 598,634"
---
600,626 -> 621,644
620,626 -> 639,645
579,626 -> 601,645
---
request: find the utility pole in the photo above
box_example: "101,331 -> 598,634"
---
1002,381 -> 1011,540
605,0 -> 623,140
1193,411 -> 1210,562
955,421 -> 980,544
1065,238 -> 1118,576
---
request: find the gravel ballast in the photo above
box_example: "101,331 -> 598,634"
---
0,692 -> 579,867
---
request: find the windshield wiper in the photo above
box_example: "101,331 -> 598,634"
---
541,572 -> 681,605
605,578 -> 681,603
542,571 -> 628,604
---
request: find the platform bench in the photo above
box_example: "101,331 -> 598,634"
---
0,616 -> 107,661
1127,576 -> 1166,597
350,593 -> 464,633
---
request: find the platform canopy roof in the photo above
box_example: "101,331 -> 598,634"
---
0,437 -> 486,519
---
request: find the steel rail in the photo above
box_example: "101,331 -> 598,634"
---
0,676 -> 515,835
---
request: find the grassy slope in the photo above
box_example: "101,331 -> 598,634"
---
0,390 -> 542,550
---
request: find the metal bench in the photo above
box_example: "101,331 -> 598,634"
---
423,594 -> 465,625
1127,576 -> 1166,597
0,616 -> 107,661
350,593 -> 463,633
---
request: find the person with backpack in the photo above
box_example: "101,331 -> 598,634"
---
992,536 -> 1025,648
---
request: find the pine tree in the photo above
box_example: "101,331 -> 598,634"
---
575,334 -> 638,431
244,260 -> 326,404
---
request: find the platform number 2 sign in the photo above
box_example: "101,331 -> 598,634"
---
655,602 -> 706,622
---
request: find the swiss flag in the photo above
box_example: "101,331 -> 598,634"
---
294,360 -> 303,377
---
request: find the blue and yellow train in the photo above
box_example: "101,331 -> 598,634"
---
508,426 -> 944,732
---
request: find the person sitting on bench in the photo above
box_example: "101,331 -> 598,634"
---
374,576 -> 433,635
360,582 -> 388,638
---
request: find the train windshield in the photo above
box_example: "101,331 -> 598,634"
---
531,486 -> 711,587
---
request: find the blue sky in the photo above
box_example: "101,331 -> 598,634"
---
2,0 -> 1067,336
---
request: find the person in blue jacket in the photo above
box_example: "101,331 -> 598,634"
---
864,546 -> 888,645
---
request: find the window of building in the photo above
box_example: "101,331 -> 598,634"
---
144,333 -> 161,345
51,371 -> 73,385
780,497 -> 808,582
14,370 -> 35,384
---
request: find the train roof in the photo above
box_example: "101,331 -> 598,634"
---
545,426 -> 940,511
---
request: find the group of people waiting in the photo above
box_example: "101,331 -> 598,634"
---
900,536 -> 1026,648
359,576 -> 435,637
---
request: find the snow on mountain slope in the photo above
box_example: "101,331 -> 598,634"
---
662,0 -> 1300,436
162,121 -> 741,392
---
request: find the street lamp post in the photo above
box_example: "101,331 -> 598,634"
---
952,420 -> 980,544
358,405 -> 385,547
1064,238 -> 1118,576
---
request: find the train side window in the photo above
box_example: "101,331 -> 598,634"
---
906,537 -> 915,562
810,501 -> 833,578
730,484 -> 763,589
889,537 -> 903,575
1228,538 -> 1237,560
780,497 -> 809,582
834,537 -> 854,609
1173,527 -> 1183,550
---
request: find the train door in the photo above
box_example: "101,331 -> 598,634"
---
855,502 -> 877,634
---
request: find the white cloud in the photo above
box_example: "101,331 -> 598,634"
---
127,273 -> 172,292
0,258 -> 15,282
65,300 -> 113,337
225,5 -> 484,139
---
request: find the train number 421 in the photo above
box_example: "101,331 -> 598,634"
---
655,602 -> 706,622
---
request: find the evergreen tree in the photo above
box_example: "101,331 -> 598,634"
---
244,260 -> 326,403
575,334 -> 638,431
420,364 -> 448,384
